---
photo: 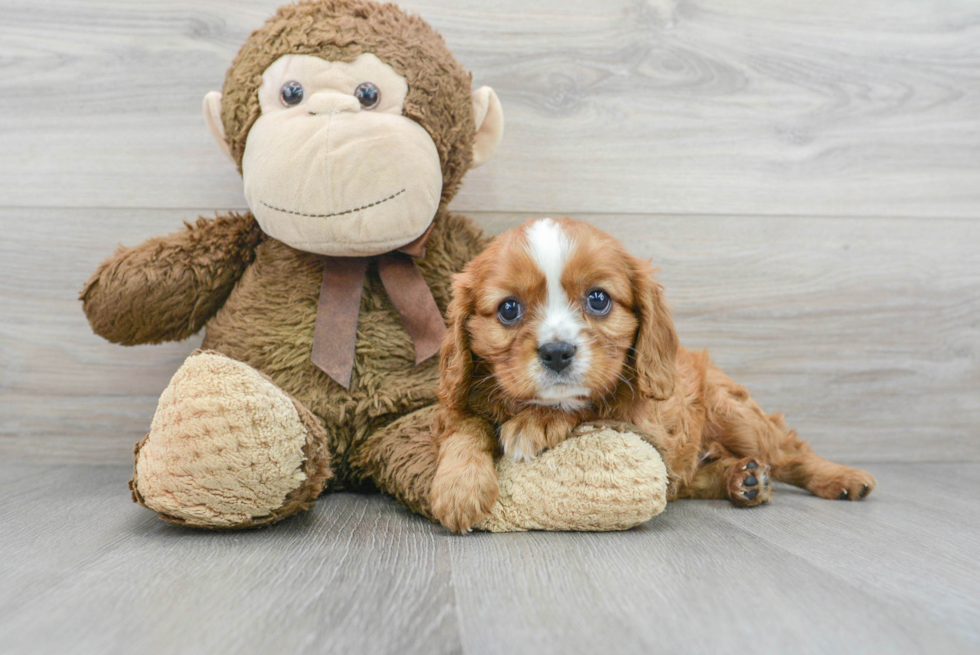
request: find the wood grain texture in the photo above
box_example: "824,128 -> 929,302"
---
0,463 -> 461,655
0,0 -> 978,216
0,461 -> 977,654
448,463 -> 980,654
2,208 -> 977,464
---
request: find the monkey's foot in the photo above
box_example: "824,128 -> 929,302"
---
131,351 -> 332,529
476,422 -> 669,532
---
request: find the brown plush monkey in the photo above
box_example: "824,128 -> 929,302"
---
81,0 -> 667,530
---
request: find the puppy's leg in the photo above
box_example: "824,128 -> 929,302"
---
677,454 -> 773,507
769,416 -> 876,500
430,416 -> 499,533
703,366 -> 876,501
499,408 -> 579,462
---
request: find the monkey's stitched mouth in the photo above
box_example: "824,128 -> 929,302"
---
260,188 -> 406,219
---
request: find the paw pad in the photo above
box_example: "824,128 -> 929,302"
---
729,458 -> 773,507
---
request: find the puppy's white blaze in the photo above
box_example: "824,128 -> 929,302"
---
525,219 -> 585,347
525,218 -> 594,403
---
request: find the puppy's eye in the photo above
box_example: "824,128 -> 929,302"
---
497,299 -> 523,325
280,81 -> 304,106
585,289 -> 612,315
354,82 -> 381,109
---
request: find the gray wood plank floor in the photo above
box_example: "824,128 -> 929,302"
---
1,460 -> 977,655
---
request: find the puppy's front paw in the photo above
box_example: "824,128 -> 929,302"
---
500,411 -> 577,462
430,455 -> 499,534
500,415 -> 545,462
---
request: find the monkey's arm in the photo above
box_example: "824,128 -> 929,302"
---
80,212 -> 263,345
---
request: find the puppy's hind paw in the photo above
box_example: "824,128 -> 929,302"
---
728,458 -> 772,507
807,465 -> 876,501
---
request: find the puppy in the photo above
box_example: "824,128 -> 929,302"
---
430,217 -> 876,533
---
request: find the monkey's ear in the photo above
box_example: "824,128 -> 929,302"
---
471,86 -> 504,167
203,91 -> 234,164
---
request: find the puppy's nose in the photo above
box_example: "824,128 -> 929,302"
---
538,342 -> 577,373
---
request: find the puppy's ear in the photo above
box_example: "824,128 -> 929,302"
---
630,258 -> 679,401
437,269 -> 475,416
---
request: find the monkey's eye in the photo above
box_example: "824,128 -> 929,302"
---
280,81 -> 304,106
497,299 -> 523,325
354,82 -> 381,109
585,289 -> 612,315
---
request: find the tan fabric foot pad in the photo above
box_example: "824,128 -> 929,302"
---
475,423 -> 669,532
131,351 -> 330,529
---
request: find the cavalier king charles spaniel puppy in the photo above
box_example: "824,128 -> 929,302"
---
430,217 -> 876,533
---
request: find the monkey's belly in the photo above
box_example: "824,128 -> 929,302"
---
201,239 -> 441,470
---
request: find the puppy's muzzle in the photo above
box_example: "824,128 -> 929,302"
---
538,342 -> 577,373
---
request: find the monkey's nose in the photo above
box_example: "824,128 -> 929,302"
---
305,92 -> 360,116
538,342 -> 577,373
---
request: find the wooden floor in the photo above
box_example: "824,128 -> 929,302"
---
2,1 -> 979,653
0,460 -> 977,654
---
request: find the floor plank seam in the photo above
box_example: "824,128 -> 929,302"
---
446,539 -> 468,655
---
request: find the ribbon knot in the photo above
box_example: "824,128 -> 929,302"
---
310,232 -> 446,388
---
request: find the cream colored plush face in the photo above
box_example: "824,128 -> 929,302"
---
241,54 -> 444,256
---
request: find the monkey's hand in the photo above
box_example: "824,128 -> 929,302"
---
500,409 -> 579,462
81,213 -> 262,345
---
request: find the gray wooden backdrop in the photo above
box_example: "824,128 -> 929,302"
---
1,0 -> 978,465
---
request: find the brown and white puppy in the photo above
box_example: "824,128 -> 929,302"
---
430,216 -> 877,533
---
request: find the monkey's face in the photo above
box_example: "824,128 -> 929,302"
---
235,54 -> 443,257
204,2 -> 504,257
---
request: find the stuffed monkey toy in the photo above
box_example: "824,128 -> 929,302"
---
81,0 -> 668,531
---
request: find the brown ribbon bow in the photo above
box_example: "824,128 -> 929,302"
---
310,227 -> 446,388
